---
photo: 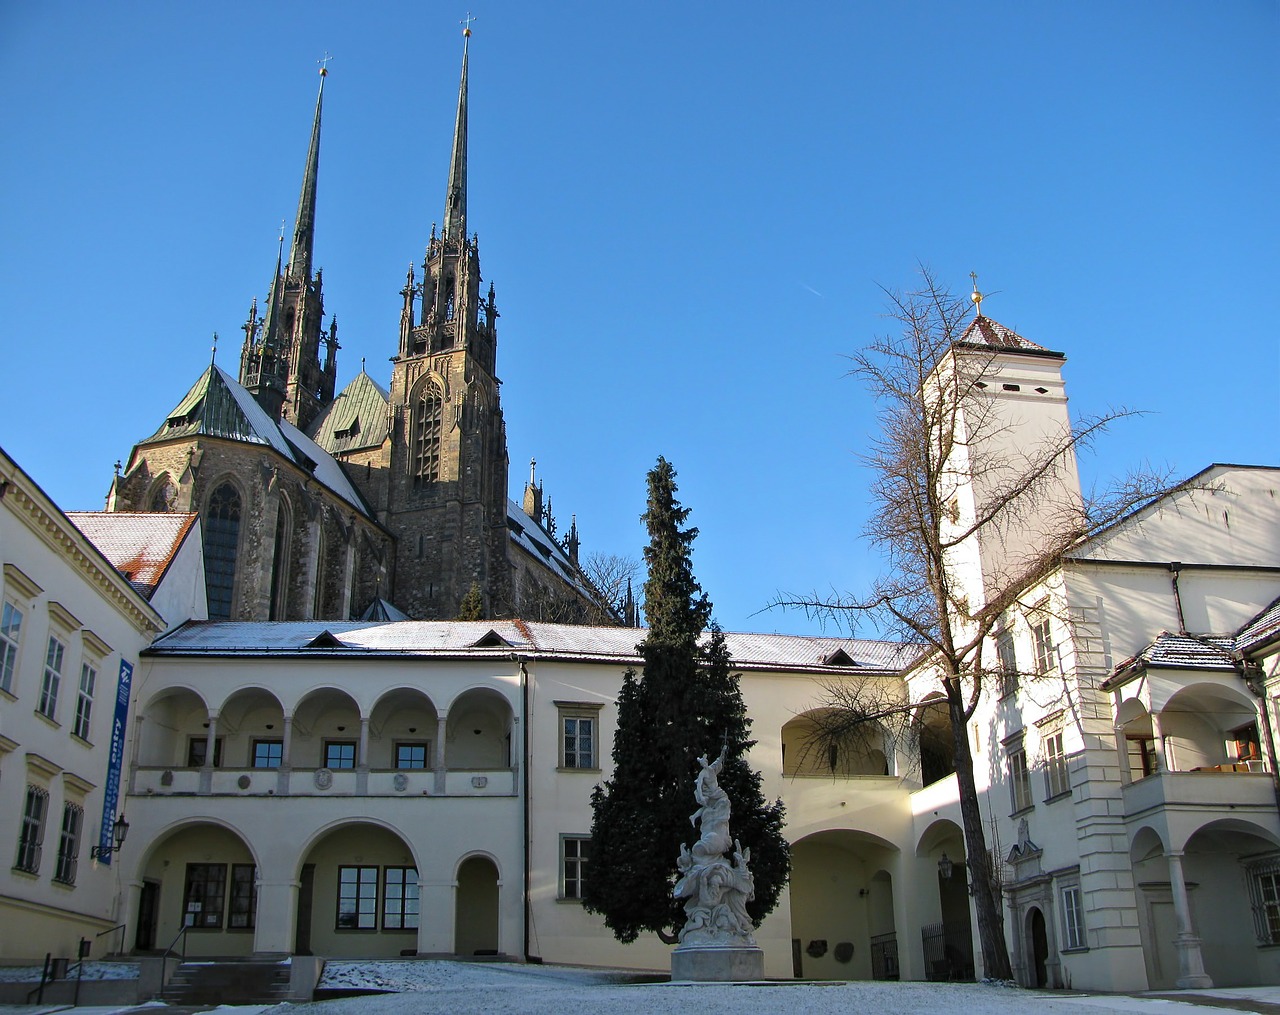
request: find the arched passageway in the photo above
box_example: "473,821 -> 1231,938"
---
455,855 -> 500,956
134,821 -> 257,957
789,830 -> 898,980
295,822 -> 419,958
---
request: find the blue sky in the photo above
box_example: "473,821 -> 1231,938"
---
1,3 -> 1275,636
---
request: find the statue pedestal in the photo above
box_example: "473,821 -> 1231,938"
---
671,945 -> 764,982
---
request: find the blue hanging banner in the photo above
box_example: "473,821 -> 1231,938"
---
98,659 -> 133,865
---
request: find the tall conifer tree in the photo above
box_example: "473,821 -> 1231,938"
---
584,457 -> 789,944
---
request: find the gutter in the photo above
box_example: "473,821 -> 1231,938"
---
516,654 -> 541,964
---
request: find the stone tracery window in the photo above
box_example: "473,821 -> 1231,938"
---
412,382 -> 445,482
205,482 -> 242,619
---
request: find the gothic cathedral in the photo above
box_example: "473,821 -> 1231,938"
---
108,33 -> 613,626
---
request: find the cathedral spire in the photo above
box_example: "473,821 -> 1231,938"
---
442,25 -> 470,244
288,62 -> 327,281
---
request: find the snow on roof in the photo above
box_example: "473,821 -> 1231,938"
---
506,500 -> 599,603
67,511 -> 197,600
279,416 -> 371,515
137,365 -> 374,520
1238,594 -> 1280,654
147,619 -> 911,673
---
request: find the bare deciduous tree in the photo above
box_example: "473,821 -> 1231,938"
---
582,551 -> 642,624
774,269 -> 1173,980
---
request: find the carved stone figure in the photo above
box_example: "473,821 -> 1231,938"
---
673,746 -> 758,949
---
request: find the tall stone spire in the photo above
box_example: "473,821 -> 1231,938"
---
442,29 -> 469,243
288,65 -> 327,282
239,61 -> 337,431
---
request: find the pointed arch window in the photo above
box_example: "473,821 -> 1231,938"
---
444,277 -> 456,322
205,482 -> 242,619
268,495 -> 293,620
412,382 -> 445,482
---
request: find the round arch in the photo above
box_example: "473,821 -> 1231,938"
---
789,829 -> 900,981
130,818 -> 259,956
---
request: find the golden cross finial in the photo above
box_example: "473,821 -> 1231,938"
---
319,52 -> 333,77
970,271 -> 985,317
461,12 -> 476,37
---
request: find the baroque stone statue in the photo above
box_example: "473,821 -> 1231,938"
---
673,747 -> 757,948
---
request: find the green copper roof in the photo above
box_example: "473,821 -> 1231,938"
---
309,369 -> 390,454
142,365 -> 278,449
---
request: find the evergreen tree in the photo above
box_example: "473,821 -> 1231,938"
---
583,457 -> 789,944
456,582 -> 484,621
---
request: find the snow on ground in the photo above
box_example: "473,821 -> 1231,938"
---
0,961 -> 140,982
297,960 -> 1249,1015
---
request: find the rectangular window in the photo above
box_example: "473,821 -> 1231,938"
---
73,662 -> 96,740
1031,609 -> 1056,676
1061,884 -> 1086,950
1127,735 -> 1158,779
324,740 -> 357,769
336,865 -> 378,930
556,702 -> 604,770
38,635 -> 64,719
1248,859 -> 1280,944
252,739 -> 283,769
187,737 -> 223,767
0,601 -> 23,694
14,785 -> 49,874
996,630 -> 1018,698
228,864 -> 257,929
382,866 -> 420,930
562,836 -> 590,900
53,802 -> 83,885
183,863 -> 227,928
563,716 -> 595,769
1007,744 -> 1033,813
1231,723 -> 1263,765
1044,730 -> 1071,799
394,742 -> 429,769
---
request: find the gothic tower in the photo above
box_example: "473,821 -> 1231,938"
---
382,28 -> 511,619
239,66 -> 339,431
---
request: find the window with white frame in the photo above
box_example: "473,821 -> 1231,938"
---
561,835 -> 590,900
1061,882 -> 1086,950
0,601 -> 23,695
53,802 -> 83,885
1247,856 -> 1280,944
1030,603 -> 1056,676
1006,738 -> 1033,813
72,662 -> 96,741
996,628 -> 1018,698
14,785 -> 49,874
557,701 -> 603,770
1044,728 -> 1071,799
38,635 -> 65,719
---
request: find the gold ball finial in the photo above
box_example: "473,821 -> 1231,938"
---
969,271 -> 984,316
463,27 -> 471,37
461,12 -> 476,36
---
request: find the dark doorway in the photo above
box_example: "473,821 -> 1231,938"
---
1028,906 -> 1049,987
294,863 -> 315,955
135,880 -> 160,951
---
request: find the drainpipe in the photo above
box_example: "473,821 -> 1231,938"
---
1169,562 -> 1187,634
516,655 -> 541,963
1237,653 -> 1280,818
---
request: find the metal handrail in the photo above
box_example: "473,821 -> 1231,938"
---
96,922 -> 128,956
161,923 -> 191,965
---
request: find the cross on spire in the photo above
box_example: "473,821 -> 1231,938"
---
970,271 -> 985,317
318,52 -> 333,76
461,12 -> 476,36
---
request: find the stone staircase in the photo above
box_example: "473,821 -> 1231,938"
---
161,958 -> 292,1005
